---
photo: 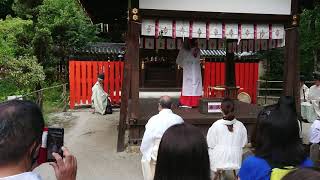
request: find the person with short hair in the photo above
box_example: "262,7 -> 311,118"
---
282,168 -> 320,180
91,73 -> 111,115
239,96 -> 313,180
140,96 -> 184,180
0,100 -> 77,180
154,123 -> 211,180
207,98 -> 248,179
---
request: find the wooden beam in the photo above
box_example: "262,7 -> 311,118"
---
283,0 -> 300,114
117,41 -> 132,152
130,20 -> 141,129
140,9 -> 291,24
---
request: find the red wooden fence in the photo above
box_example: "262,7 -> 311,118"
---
69,60 -> 124,109
203,62 -> 259,103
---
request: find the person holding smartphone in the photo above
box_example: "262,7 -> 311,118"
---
0,100 -> 77,180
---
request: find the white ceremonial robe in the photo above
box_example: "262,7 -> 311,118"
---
176,47 -> 203,96
140,109 -> 183,180
1,172 -> 42,180
207,119 -> 247,172
91,81 -> 109,115
309,119 -> 320,144
300,84 -> 309,101
309,85 -> 320,119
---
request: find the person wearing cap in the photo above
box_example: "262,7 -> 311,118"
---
300,75 -> 309,102
91,73 -> 111,115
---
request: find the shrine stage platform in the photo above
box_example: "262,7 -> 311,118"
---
128,98 -> 262,145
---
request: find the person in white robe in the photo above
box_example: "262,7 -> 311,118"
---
91,74 -> 110,115
140,96 -> 184,180
207,98 -> 247,178
309,119 -> 320,144
300,75 -> 309,102
176,39 -> 203,107
309,73 -> 320,120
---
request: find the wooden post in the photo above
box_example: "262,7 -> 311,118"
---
283,0 -> 300,114
117,4 -> 140,151
225,40 -> 238,99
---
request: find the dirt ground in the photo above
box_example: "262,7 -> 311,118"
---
35,109 -> 142,180
34,108 -> 312,180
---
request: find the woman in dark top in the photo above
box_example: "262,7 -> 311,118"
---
154,123 -> 211,180
238,96 -> 313,180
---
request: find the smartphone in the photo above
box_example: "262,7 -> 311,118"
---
47,128 -> 64,162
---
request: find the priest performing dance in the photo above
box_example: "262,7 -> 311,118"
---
91,73 -> 112,115
176,39 -> 203,107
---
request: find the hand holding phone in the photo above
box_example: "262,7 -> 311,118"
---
47,128 -> 64,162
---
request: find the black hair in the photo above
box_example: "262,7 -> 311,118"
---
183,39 -> 197,50
252,96 -> 307,168
98,73 -> 105,80
159,97 -> 172,109
154,123 -> 211,180
282,168 -> 320,180
221,98 -> 235,132
221,98 -> 235,120
0,100 -> 45,165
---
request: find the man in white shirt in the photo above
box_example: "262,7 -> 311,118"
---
309,73 -> 320,120
0,100 -> 77,180
309,72 -> 320,101
140,96 -> 184,180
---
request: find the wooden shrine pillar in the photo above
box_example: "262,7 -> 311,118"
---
117,6 -> 140,152
283,0 -> 300,114
225,40 -> 238,99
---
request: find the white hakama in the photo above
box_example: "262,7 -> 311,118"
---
176,47 -> 203,107
207,119 -> 247,172
91,81 -> 109,115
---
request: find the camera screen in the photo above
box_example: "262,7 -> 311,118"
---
47,128 -> 64,162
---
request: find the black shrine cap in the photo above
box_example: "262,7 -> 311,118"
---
300,74 -> 306,81
98,73 -> 105,80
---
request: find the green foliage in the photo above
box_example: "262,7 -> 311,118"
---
36,0 -> 97,55
1,55 -> 45,87
0,17 -> 33,57
299,4 -> 320,78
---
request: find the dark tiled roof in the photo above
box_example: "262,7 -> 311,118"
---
74,43 -> 126,55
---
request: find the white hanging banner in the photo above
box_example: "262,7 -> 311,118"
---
225,24 -> 239,39
159,20 -> 173,37
209,23 -> 223,39
257,24 -> 270,39
241,24 -> 254,39
176,21 -> 190,38
192,22 -> 207,38
272,24 -> 285,40
141,19 -> 156,36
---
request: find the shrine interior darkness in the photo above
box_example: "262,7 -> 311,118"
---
79,0 -> 128,42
